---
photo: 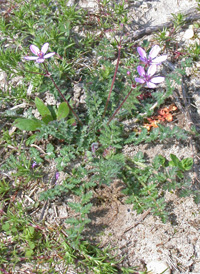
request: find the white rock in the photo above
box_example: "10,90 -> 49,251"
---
0,70 -> 8,90
27,82 -> 33,96
66,0 -> 75,6
185,67 -> 193,76
193,94 -> 200,115
9,126 -> 17,136
188,38 -> 200,46
141,2 -> 149,10
146,260 -> 170,274
183,28 -> 194,40
58,205 -> 68,219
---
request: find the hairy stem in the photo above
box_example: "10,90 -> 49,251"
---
43,64 -> 83,126
102,43 -> 121,118
24,70 -> 47,76
107,86 -> 134,125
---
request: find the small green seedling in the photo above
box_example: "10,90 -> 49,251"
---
14,97 -> 71,131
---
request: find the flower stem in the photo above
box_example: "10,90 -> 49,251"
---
23,70 -> 47,76
43,64 -> 83,126
102,42 -> 121,119
107,86 -> 134,126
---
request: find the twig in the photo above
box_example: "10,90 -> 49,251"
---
123,208 -> 151,233
39,201 -> 49,222
30,144 -> 46,155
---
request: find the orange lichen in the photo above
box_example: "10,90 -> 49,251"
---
143,104 -> 178,130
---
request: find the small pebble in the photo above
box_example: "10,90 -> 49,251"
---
146,260 -> 170,274
183,28 -> 194,40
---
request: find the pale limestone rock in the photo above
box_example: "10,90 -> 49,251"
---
27,82 -> 33,96
0,70 -> 8,90
146,260 -> 171,274
58,205 -> 68,219
183,28 -> 194,40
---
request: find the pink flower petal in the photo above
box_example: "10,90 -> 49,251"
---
152,55 -> 167,64
140,57 -> 147,63
24,56 -> 39,60
135,77 -> 145,84
151,76 -> 165,84
149,45 -> 161,59
30,45 -> 40,55
44,52 -> 55,59
147,82 -> 157,88
137,66 -> 145,77
147,65 -> 157,77
137,47 -> 146,59
41,43 -> 49,54
36,58 -> 45,63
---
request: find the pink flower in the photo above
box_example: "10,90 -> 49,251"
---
31,161 -> 37,168
135,65 -> 165,89
137,45 -> 167,66
24,43 -> 55,63
55,172 -> 59,181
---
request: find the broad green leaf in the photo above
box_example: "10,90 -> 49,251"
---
2,223 -> 10,231
11,227 -> 17,233
25,249 -> 33,258
152,155 -> 166,169
28,226 -> 35,235
67,118 -> 76,125
29,241 -> 35,250
57,102 -> 69,120
181,158 -> 193,170
15,118 -> 42,131
35,97 -> 52,118
169,154 -> 180,167
42,115 -> 54,125
47,105 -> 57,120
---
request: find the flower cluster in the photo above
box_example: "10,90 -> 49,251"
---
135,45 -> 167,89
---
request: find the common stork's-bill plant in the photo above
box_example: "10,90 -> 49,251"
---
1,2 -> 195,273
